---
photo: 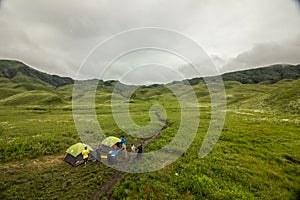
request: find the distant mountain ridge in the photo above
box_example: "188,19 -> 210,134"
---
188,64 -> 300,85
223,64 -> 300,83
0,59 -> 299,114
0,60 -> 73,87
0,59 -> 300,86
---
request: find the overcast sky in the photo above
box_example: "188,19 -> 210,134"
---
0,0 -> 300,84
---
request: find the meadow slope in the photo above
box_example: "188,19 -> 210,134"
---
0,61 -> 299,199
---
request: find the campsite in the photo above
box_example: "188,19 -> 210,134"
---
1,1 -> 300,199
0,60 -> 299,199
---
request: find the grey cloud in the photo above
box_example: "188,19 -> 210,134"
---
222,36 -> 300,73
0,0 -> 300,83
0,0 -> 197,79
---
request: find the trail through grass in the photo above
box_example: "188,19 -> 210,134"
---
0,79 -> 299,199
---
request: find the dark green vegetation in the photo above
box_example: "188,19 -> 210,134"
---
188,64 -> 300,85
0,60 -> 299,199
0,60 -> 73,87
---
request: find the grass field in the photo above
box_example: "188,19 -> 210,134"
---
0,76 -> 299,199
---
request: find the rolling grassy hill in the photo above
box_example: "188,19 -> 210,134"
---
1,60 -> 299,110
0,60 -> 73,87
0,59 -> 299,199
187,64 -> 300,85
0,60 -> 74,106
1,60 -> 300,110
231,79 -> 300,114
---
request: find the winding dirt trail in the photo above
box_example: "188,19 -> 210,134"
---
89,128 -> 164,200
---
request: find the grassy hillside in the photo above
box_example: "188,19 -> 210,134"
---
0,60 -> 75,107
0,60 -> 299,199
187,64 -> 300,85
231,79 -> 300,114
111,111 -> 299,199
222,64 -> 300,84
0,60 -> 73,87
1,60 -> 299,108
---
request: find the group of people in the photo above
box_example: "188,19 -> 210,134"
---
129,143 -> 143,160
119,136 -> 143,160
82,136 -> 144,167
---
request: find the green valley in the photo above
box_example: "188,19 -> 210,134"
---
0,60 -> 299,199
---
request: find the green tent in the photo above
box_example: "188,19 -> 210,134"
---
102,136 -> 121,147
66,143 -> 93,157
64,143 -> 95,166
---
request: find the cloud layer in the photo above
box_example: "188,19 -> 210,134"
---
222,35 -> 300,72
0,0 -> 299,83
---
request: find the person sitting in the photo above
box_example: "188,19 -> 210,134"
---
107,151 -> 117,165
113,144 -> 118,151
